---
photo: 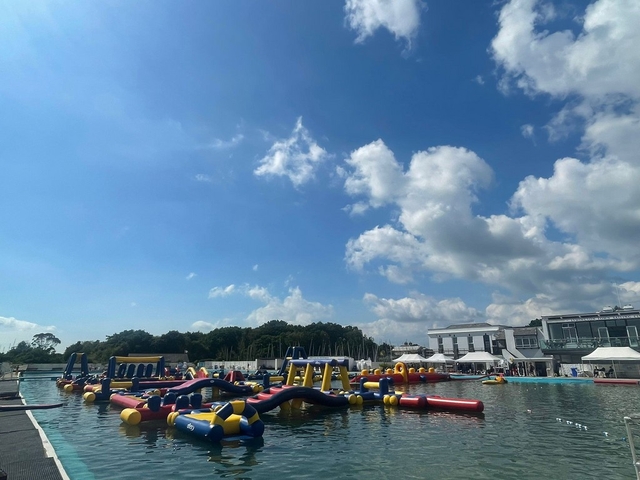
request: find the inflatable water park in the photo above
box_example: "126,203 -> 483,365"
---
56,348 -> 486,443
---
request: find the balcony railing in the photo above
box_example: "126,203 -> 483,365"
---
540,336 -> 639,350
438,348 -> 501,359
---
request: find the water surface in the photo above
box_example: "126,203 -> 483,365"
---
21,378 -> 640,479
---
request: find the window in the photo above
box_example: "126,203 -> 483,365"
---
515,336 -> 538,349
548,323 -> 563,340
453,336 -> 458,355
483,334 -> 491,352
468,335 -> 475,352
575,322 -> 592,339
437,337 -> 443,354
563,325 -> 577,343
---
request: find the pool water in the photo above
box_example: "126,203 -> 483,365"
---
20,377 -> 640,479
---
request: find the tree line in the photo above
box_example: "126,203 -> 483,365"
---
0,321 -> 392,365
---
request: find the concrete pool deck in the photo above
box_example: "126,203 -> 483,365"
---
0,379 -> 68,480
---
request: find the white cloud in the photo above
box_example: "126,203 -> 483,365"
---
205,282 -> 333,326
246,285 -> 271,302
340,131 -> 640,321
186,272 -> 197,280
195,174 -> 213,183
346,0 -> 640,326
511,154 -> 640,264
356,293 -> 483,344
487,1 -> 640,278
208,134 -> 244,150
474,75 -> 485,85
520,124 -> 535,140
246,286 -> 333,326
343,139 -> 405,208
0,316 -> 54,332
344,0 -> 423,47
364,292 -> 482,325
491,0 -> 640,100
252,264 -> 259,272
255,117 -> 329,188
0,315 -> 57,351
208,284 -> 236,298
191,319 -> 233,332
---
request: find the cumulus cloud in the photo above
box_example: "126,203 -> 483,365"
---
344,141 -> 535,285
355,293 -> 483,344
491,0 -> 640,101
186,272 -> 197,280
344,0 -> 423,47
254,117 -> 329,188
364,292 -> 482,325
246,286 -> 334,326
344,0 -> 640,327
206,283 -> 334,326
341,131 -> 640,322
489,0 -> 640,272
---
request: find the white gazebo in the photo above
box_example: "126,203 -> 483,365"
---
392,353 -> 430,364
582,347 -> 640,378
424,353 -> 454,364
455,351 -> 502,372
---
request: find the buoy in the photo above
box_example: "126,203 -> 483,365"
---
121,408 -> 142,426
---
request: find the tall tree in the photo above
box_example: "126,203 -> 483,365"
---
31,333 -> 61,353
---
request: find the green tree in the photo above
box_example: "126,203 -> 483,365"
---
31,333 -> 61,353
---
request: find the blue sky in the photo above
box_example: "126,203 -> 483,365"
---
2,0 -> 640,351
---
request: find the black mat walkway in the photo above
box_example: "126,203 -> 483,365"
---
0,380 -> 67,480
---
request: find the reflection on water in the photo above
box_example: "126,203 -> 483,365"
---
20,377 -> 640,479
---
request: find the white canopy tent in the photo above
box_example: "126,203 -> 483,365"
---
455,352 -> 502,373
582,347 -> 640,378
424,353 -> 454,364
582,347 -> 640,362
455,352 -> 502,364
392,353 -> 430,363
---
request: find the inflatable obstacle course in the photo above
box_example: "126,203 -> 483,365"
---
351,361 -> 450,385
168,400 -> 264,442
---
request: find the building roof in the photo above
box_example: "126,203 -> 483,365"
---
512,327 -> 539,335
445,322 -> 493,329
391,344 -> 423,353
542,308 -> 640,322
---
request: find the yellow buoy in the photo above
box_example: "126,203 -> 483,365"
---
121,408 -> 142,426
167,411 -> 179,426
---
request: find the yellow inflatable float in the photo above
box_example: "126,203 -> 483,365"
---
482,376 -> 508,385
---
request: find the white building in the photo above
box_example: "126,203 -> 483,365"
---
427,322 -> 554,376
427,323 -> 501,357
